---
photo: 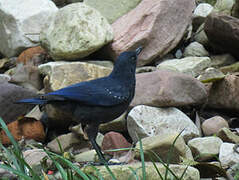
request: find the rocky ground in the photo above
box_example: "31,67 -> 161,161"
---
0,0 -> 239,179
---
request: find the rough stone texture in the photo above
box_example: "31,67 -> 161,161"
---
157,57 -> 211,77
74,150 -> 97,162
217,127 -> 239,144
84,0 -> 141,24
38,61 -> 112,91
207,74 -> 239,111
40,3 -> 113,60
220,62 -> 239,74
0,117 -> 45,145
188,136 -> 223,161
135,133 -> 193,163
204,13 -> 239,59
82,162 -> 200,180
0,83 -> 37,124
99,113 -> 127,133
47,132 -> 89,153
102,131 -> 131,156
127,105 -> 200,143
131,70 -> 208,107
213,0 -> 235,15
197,67 -> 225,83
106,0 -> 195,66
194,24 -> 209,47
219,142 -> 239,168
0,74 -> 10,83
202,116 -> 229,136
183,42 -> 209,57
210,54 -> 236,68
0,0 -> 58,57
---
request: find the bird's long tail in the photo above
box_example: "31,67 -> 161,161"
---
15,98 -> 48,105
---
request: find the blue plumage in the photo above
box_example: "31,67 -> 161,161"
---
17,47 -> 143,165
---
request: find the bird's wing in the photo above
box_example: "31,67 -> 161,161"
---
44,78 -> 130,106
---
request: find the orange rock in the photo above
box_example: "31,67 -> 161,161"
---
17,46 -> 46,65
0,117 -> 45,145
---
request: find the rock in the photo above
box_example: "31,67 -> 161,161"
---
197,67 -> 225,83
131,70 -> 207,107
188,136 -> 223,161
0,74 -> 10,83
202,116 -> 229,136
127,105 -> 200,143
210,54 -> 236,68
0,117 -> 45,145
213,0 -> 235,15
99,112 -> 127,133
0,167 -> 16,179
47,132 -> 89,153
183,42 -> 209,57
207,74 -> 239,111
23,149 -> 51,173
86,61 -> 114,68
220,62 -> 239,74
193,3 -> 213,31
25,106 -> 43,121
74,150 -> 97,162
135,132 -> 193,163
82,162 -> 200,180
217,127 -> 239,144
17,46 -> 47,65
38,61 -> 112,91
0,83 -> 37,124
204,13 -> 239,58
10,63 -> 43,91
84,0 -> 141,24
136,66 -> 157,73
232,0 -> 239,18
194,24 -> 209,46
102,132 -> 131,156
219,142 -> 239,168
0,0 -> 58,57
40,3 -> 113,61
157,57 -> 211,77
106,0 -> 195,66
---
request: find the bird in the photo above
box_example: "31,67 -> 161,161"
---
16,46 -> 143,164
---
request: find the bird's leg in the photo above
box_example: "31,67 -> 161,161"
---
84,124 -> 107,165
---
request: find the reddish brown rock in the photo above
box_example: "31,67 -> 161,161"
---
204,13 -> 239,58
207,74 -> 239,111
107,0 -> 195,66
17,46 -> 47,65
131,70 -> 208,107
0,117 -> 45,145
102,131 -> 131,156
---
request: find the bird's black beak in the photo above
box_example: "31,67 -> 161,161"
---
135,46 -> 143,56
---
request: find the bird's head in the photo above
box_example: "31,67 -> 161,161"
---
111,46 -> 143,78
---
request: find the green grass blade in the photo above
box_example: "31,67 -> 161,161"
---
128,167 -> 139,180
0,164 -> 33,180
138,138 -> 146,180
56,138 -> 64,155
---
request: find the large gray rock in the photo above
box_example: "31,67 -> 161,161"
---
157,57 -> 211,77
183,42 -> 209,57
188,136 -> 223,161
40,3 -> 113,60
219,142 -> 239,168
127,105 -> 200,143
38,61 -> 112,91
106,0 -> 195,66
81,162 -> 200,180
131,70 -> 208,107
0,0 -> 58,57
134,132 -> 193,163
84,0 -> 141,24
0,83 -> 36,124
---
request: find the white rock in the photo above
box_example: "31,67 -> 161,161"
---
219,142 -> 239,168
183,42 -> 209,57
157,56 -> 211,77
194,3 -> 213,18
0,0 -> 58,57
40,3 -> 113,60
188,136 -> 223,161
127,105 -> 200,143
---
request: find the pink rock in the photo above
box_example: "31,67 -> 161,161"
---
107,0 -> 195,66
102,131 -> 132,156
202,116 -> 229,136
